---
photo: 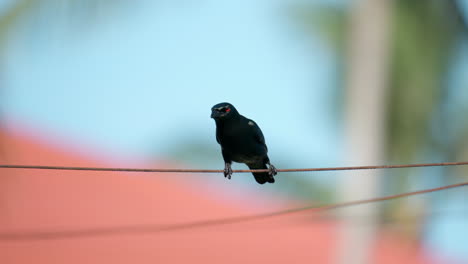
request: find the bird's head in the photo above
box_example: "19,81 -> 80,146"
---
211,102 -> 237,120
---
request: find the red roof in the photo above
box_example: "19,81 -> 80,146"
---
0,124 -> 449,264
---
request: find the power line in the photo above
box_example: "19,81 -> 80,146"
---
1,161 -> 468,173
1,181 -> 467,240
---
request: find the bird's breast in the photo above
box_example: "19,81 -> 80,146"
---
220,133 -> 266,157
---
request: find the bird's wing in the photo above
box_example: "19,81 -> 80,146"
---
248,119 -> 266,146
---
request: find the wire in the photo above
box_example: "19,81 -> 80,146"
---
1,161 -> 468,173
1,181 -> 466,240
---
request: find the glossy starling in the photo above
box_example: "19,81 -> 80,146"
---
211,102 -> 277,184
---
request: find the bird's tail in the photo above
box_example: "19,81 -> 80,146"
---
248,164 -> 275,184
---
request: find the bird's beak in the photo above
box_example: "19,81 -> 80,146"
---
211,109 -> 223,119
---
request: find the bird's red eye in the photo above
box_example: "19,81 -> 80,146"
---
226,108 -> 231,113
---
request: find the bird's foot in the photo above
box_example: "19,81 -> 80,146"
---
224,163 -> 233,179
268,163 -> 277,176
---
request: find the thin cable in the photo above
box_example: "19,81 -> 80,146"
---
1,161 -> 468,173
1,181 -> 467,240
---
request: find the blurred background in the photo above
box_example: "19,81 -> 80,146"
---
1,0 -> 468,263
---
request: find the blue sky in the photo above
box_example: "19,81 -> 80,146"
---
2,0 -> 468,261
4,0 -> 340,167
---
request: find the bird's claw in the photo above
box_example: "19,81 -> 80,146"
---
268,164 -> 277,176
224,163 -> 233,179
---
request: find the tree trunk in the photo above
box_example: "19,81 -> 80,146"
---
336,0 -> 392,264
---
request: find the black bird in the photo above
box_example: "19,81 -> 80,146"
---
211,102 -> 277,184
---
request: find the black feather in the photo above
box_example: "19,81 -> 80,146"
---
211,102 -> 277,184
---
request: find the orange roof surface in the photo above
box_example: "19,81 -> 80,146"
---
0,125 -> 448,264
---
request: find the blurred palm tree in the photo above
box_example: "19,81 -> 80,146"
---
0,0 -> 129,52
292,0 -> 468,243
